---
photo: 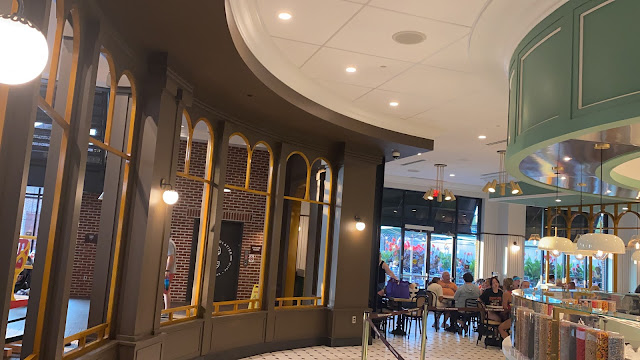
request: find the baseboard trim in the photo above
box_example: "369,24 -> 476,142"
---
327,337 -> 362,347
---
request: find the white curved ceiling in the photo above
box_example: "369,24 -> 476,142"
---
230,0 -> 567,188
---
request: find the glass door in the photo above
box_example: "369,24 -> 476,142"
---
401,230 -> 428,287
429,233 -> 453,279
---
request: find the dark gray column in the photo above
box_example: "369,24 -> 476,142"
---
198,120 -> 229,354
114,54 -> 191,340
327,146 -> 381,344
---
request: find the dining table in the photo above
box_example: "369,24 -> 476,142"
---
386,296 -> 415,336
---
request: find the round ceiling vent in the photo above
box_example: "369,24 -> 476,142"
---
392,31 -> 427,45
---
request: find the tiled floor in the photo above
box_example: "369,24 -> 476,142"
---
242,316 -> 504,359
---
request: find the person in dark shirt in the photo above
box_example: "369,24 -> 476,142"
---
479,276 -> 504,322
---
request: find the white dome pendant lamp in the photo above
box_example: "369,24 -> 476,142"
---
538,154 -> 573,257
577,143 -> 626,258
0,0 -> 49,85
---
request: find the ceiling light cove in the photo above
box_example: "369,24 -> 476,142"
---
345,66 -> 357,73
389,101 -> 399,107
450,174 -> 455,177
277,12 -> 292,20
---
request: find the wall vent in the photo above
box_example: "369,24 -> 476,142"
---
400,159 -> 426,166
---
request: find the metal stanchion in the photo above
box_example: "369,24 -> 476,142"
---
361,311 -> 370,360
420,303 -> 428,360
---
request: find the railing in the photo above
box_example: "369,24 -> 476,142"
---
160,304 -> 198,326
361,305 -> 428,360
275,296 -> 322,308
61,323 -> 108,359
212,299 -> 261,316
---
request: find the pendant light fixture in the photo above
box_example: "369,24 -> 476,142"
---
528,234 -> 541,246
482,150 -> 523,195
538,226 -> 574,258
0,0 -> 49,85
633,250 -> 640,265
423,164 -> 455,202
577,143 -> 626,257
566,179 -> 593,261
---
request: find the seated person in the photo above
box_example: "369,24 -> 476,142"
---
438,271 -> 457,328
446,272 -> 481,333
521,280 -> 530,289
480,276 -> 504,322
512,276 -> 521,289
567,281 -> 576,290
498,278 -> 514,338
427,277 -> 444,307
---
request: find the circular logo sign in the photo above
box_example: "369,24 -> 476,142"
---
216,241 -> 233,277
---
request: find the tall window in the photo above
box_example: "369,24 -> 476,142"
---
212,134 -> 273,315
275,154 -> 332,307
161,112 -> 213,324
379,188 -> 482,285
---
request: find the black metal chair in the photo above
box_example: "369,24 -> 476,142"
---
404,295 -> 427,337
425,290 -> 445,332
459,299 -> 480,337
476,302 -> 502,348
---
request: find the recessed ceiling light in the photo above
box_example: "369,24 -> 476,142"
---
345,66 -> 357,73
393,210 -> 398,213
563,156 -> 572,161
389,101 -> 399,107
278,12 -> 292,20
478,135 -> 487,139
417,153 -> 422,156
555,198 -> 562,202
450,174 -> 455,177
412,209 -> 417,212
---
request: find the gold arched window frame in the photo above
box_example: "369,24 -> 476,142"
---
161,111 -> 215,325
543,204 -> 640,292
19,3 -> 85,359
276,152 -> 334,309
61,59 -> 139,358
213,132 -> 275,315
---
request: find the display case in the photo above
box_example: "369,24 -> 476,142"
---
505,289 -> 640,360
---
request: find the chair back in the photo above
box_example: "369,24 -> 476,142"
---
425,290 -> 438,308
415,295 -> 426,310
477,301 -> 488,324
465,298 -> 479,309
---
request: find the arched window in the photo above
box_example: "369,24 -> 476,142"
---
161,113 -> 214,325
276,153 -> 333,308
212,133 -> 274,315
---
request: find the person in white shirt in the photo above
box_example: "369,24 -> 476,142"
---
427,277 -> 445,328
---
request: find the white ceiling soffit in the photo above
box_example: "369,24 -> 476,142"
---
229,0 -> 567,186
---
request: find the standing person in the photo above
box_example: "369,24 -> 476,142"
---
447,272 -> 482,333
438,271 -> 457,328
479,276 -> 504,322
377,253 -> 398,296
164,238 -> 177,310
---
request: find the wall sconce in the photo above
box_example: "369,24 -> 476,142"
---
161,179 -> 179,205
355,217 -> 365,231
510,241 -> 520,253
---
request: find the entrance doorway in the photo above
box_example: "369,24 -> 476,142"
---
380,225 -> 455,288
214,221 -> 243,302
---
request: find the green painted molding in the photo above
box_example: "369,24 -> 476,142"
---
506,0 -> 640,199
597,150 -> 640,191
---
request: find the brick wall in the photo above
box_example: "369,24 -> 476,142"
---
68,139 -> 271,303
222,145 -> 270,300
70,192 -> 102,298
168,140 -> 208,304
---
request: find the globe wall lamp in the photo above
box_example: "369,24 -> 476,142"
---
161,179 -> 179,205
0,0 -> 49,85
355,216 -> 365,231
